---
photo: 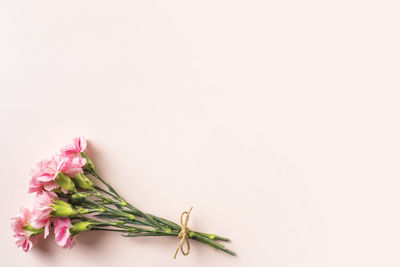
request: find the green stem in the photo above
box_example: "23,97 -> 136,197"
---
89,219 -> 154,233
91,228 -> 132,233
191,233 -> 236,256
122,232 -> 177,237
91,172 -> 120,197
79,197 -> 157,230
193,232 -> 230,242
94,186 -> 117,198
91,173 -> 167,231
93,182 -> 230,242
85,171 -> 235,255
79,197 -> 130,218
149,214 -> 230,242
91,224 -> 235,256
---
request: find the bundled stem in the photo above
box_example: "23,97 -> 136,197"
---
69,171 -> 236,256
14,138 -> 235,257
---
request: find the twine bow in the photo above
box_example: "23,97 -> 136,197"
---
173,207 -> 193,259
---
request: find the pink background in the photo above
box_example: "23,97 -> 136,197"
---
1,1 -> 400,266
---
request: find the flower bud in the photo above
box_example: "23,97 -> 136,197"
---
70,221 -> 93,235
51,199 -> 77,217
80,152 -> 96,174
71,192 -> 89,199
55,172 -> 76,192
23,224 -> 44,236
72,173 -> 94,190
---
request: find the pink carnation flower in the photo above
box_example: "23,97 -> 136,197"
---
31,191 -> 57,238
62,155 -> 86,177
29,154 -> 85,194
61,137 -> 87,156
54,218 -> 75,249
28,176 -> 58,194
31,156 -> 67,183
28,156 -> 67,194
11,207 -> 38,252
59,137 -> 88,177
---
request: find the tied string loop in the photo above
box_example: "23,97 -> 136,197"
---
173,207 -> 193,259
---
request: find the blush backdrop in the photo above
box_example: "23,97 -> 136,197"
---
1,1 -> 400,266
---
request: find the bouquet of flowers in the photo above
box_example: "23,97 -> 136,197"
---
11,137 -> 235,258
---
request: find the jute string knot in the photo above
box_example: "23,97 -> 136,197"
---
173,207 -> 193,259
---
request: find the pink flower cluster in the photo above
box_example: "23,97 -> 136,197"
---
10,208 -> 37,252
29,137 -> 87,194
11,137 -> 87,252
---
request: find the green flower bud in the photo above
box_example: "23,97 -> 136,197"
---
71,192 -> 89,200
23,224 -> 44,236
81,152 -> 96,174
55,172 -> 76,192
51,199 -> 77,217
70,221 -> 93,235
72,173 -> 94,190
